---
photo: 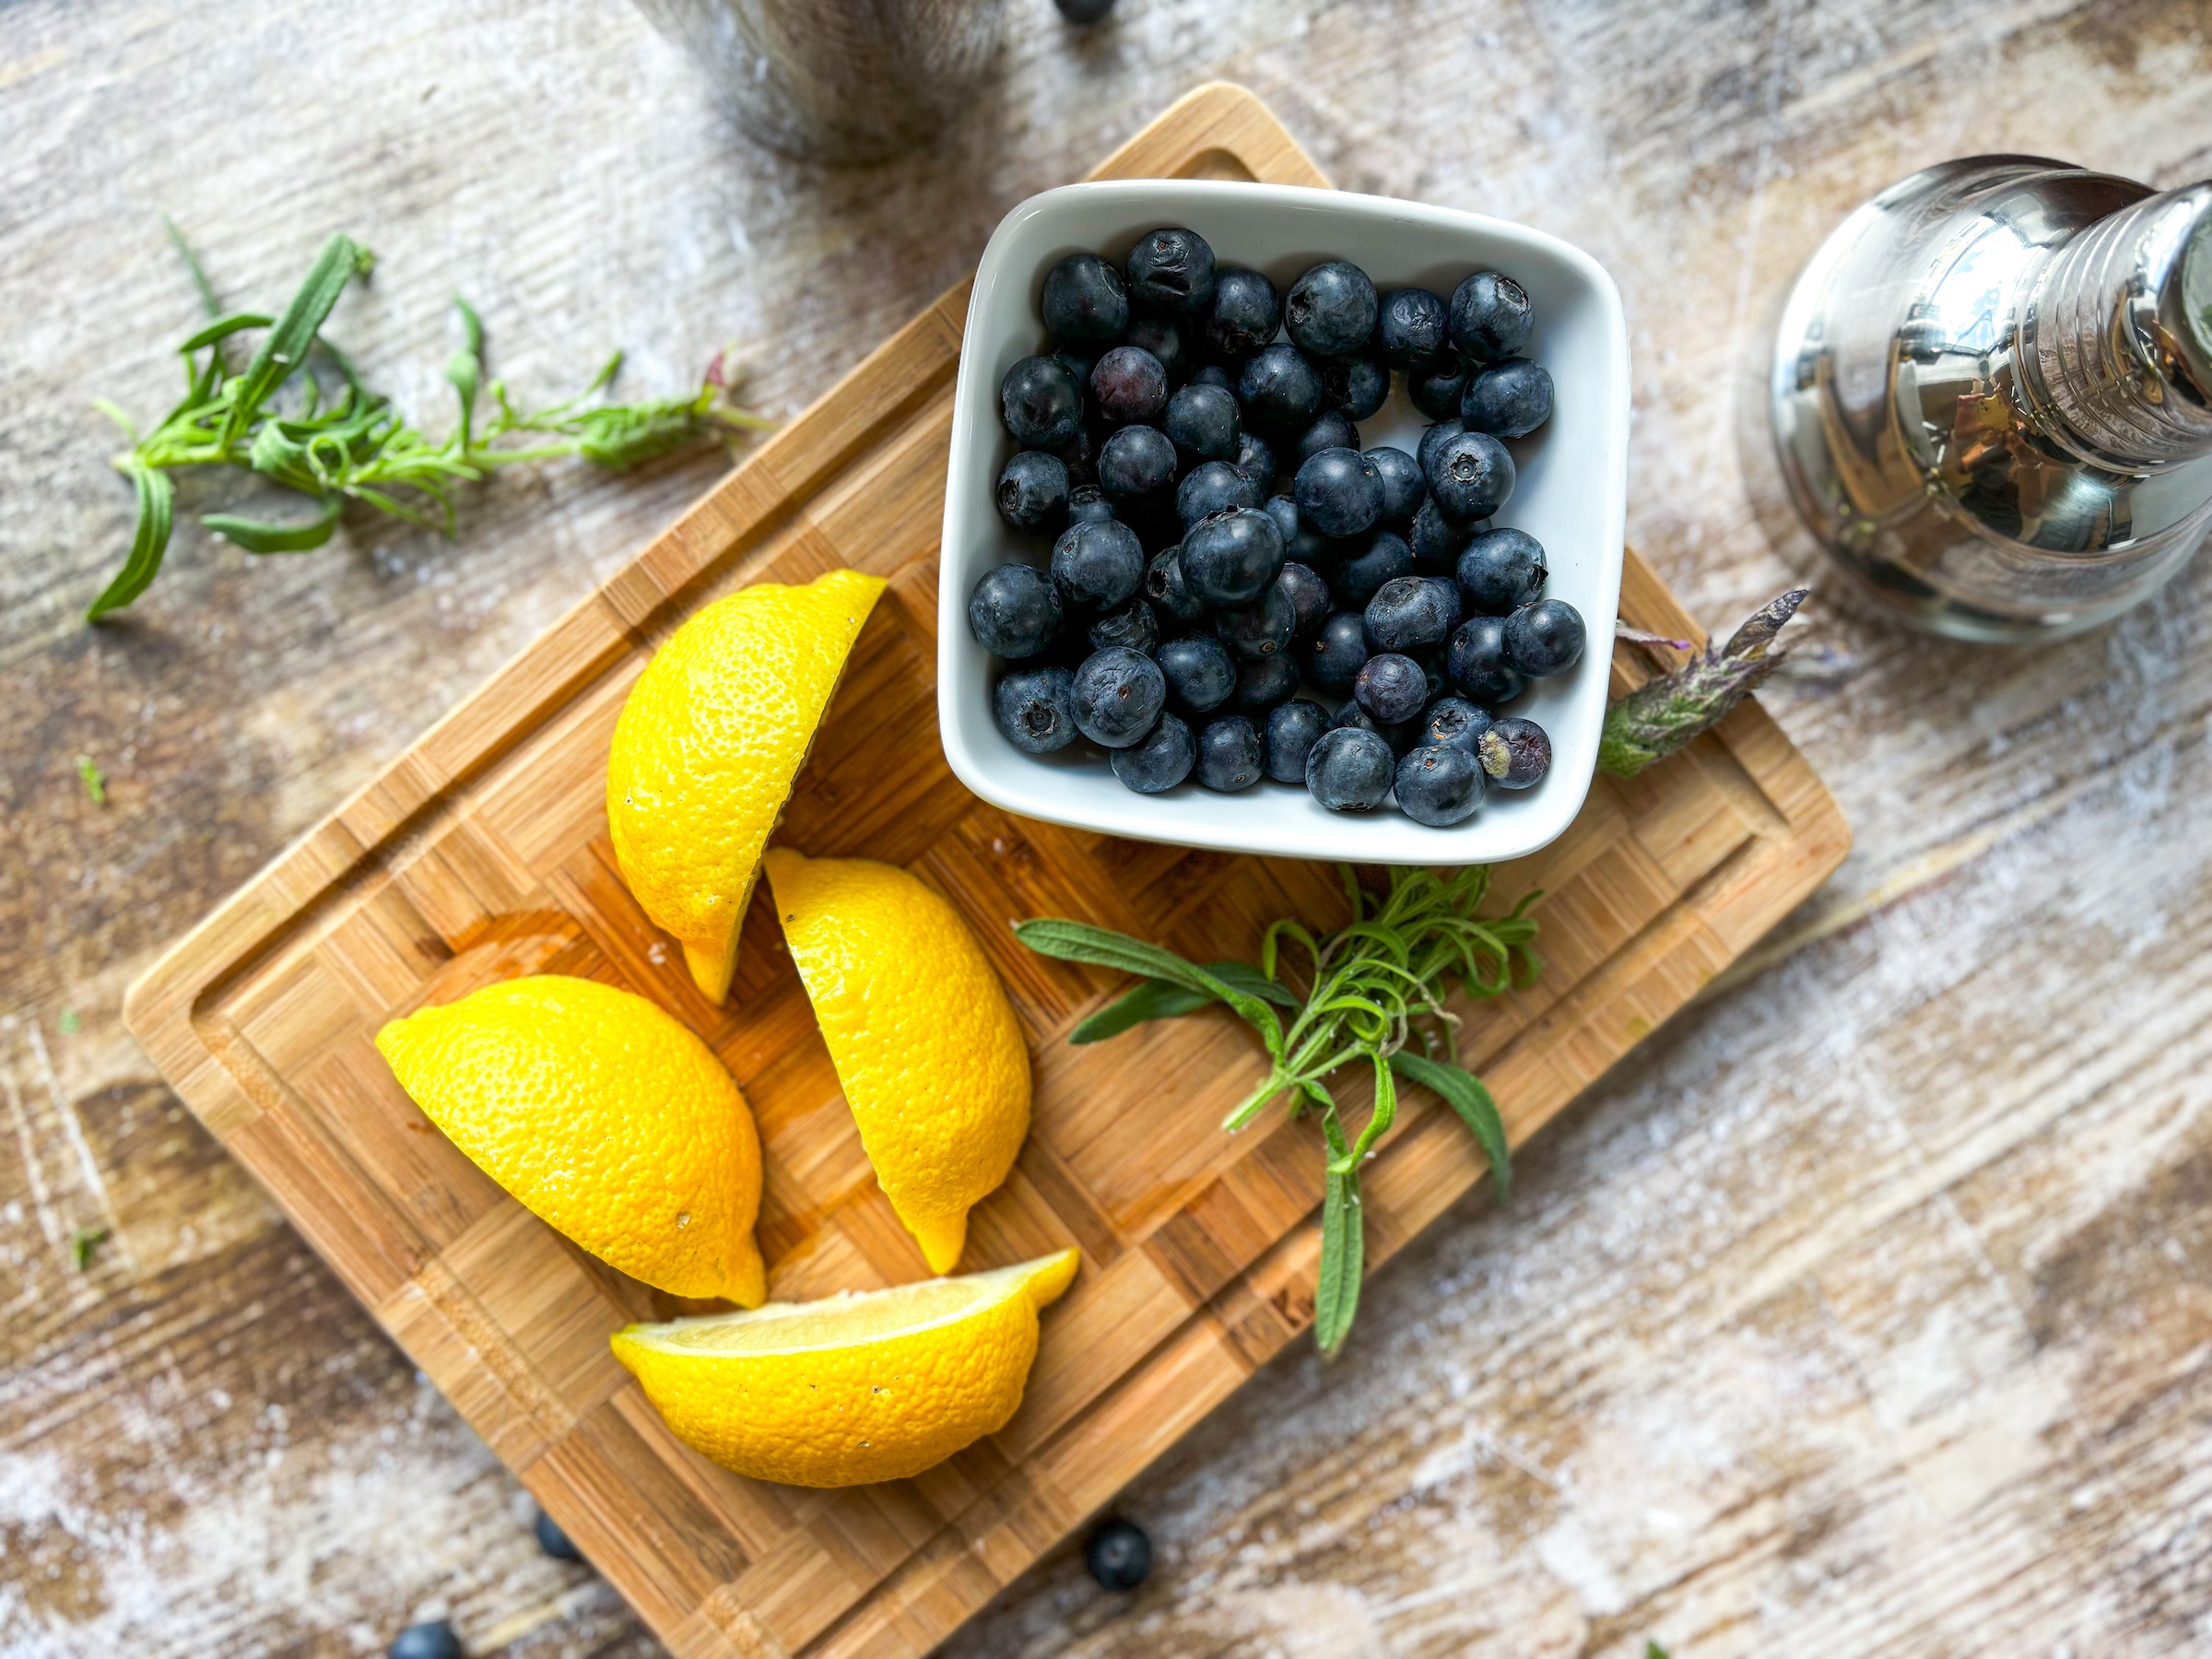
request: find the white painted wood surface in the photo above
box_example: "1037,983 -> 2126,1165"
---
4,2 -> 2210,1654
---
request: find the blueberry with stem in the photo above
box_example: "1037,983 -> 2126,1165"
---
1395,745 -> 1486,826
1071,647 -> 1166,747
969,560 -> 1062,656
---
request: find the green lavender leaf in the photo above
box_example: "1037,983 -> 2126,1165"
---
1069,961 -> 1299,1044
163,215 -> 221,320
221,233 -> 373,444
1313,1167 -> 1364,1356
203,498 -> 344,554
180,312 -> 274,355
1013,919 -> 1285,1051
70,1226 -> 109,1270
445,296 -> 485,451
86,465 -> 174,621
1391,1050 -> 1511,1200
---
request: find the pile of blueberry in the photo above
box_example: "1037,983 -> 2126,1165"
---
966,226 -> 1585,828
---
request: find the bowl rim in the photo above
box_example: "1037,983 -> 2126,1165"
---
935,176 -> 1630,865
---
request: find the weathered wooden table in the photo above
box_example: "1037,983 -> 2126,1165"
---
5,4 -> 2209,1655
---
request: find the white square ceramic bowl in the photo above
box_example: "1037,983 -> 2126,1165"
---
937,180 -> 1629,865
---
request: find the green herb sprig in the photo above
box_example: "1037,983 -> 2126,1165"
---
88,229 -> 771,621
1016,865 -> 1538,1353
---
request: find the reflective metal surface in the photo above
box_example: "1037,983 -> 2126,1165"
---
1771,157 -> 2212,641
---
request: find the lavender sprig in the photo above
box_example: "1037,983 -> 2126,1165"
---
1597,588 -> 1809,778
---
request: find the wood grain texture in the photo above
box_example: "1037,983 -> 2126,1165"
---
109,84 -> 1845,1659
6,3 -> 2212,1656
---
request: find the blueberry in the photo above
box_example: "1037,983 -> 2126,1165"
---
1124,313 -> 1190,382
1407,498 -> 1472,567
1234,431 -> 1277,496
1164,382 -> 1241,465
1089,597 -> 1159,656
1425,429 -> 1515,524
1503,598 -> 1585,677
1417,418 -> 1465,480
1354,652 -> 1428,724
1191,362 -> 1235,392
1365,447 -> 1425,524
1304,610 -> 1371,693
1462,358 -> 1554,439
1446,615 -> 1528,704
387,1621 -> 464,1659
1306,726 -> 1395,811
1408,359 -> 1471,421
1090,346 -> 1169,426
995,451 -> 1070,534
1153,631 -> 1237,713
1143,546 -> 1209,626
969,560 -> 1063,656
1042,253 -> 1128,343
1176,459 -> 1261,528
1234,653 -> 1301,714
1000,356 -> 1084,449
1238,344 -> 1325,436
1294,447 -> 1384,538
1285,261 -> 1379,358
1477,716 -> 1552,788
1332,699 -> 1422,756
1291,409 -> 1360,467
1265,699 -> 1331,782
993,665 -> 1079,752
1203,266 -> 1282,359
1395,745 -> 1485,827
1112,713 -> 1195,793
1126,228 -> 1217,316
1067,484 -> 1115,525
1056,421 -> 1100,488
1054,0 -> 1118,22
1449,270 -> 1534,363
1178,507 -> 1284,608
535,1507 -> 583,1563
1364,575 -> 1463,653
1376,287 -> 1449,369
1263,495 -> 1339,568
1086,1518 -> 1153,1592
1195,714 -> 1263,792
1421,695 -> 1494,755
1051,518 -> 1145,611
1216,578 -> 1295,659
1277,560 -> 1332,640
1456,527 -> 1547,614
1333,529 -> 1414,606
1098,425 -> 1178,500
1322,353 -> 1390,420
1072,647 -> 1167,747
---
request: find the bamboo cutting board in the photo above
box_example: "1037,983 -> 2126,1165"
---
124,85 -> 1849,1659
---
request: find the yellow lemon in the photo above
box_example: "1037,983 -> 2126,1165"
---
611,1248 -> 1077,1486
606,569 -> 887,1004
374,975 -> 766,1305
763,849 -> 1030,1274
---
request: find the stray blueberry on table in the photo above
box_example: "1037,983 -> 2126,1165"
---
1203,265 -> 1282,359
1233,653 -> 1300,714
1112,713 -> 1195,793
1285,260 -> 1379,357
1291,409 -> 1360,467
1088,597 -> 1159,656
1424,429 -> 1515,524
1395,744 -> 1486,826
1304,610 -> 1371,693
969,560 -> 1062,657
1332,529 -> 1414,606
996,450 -> 1070,532
1364,575 -> 1462,653
1071,647 -> 1166,747
1421,695 -> 1494,754
1461,357 -> 1554,439
1098,425 -> 1178,500
1053,0 -> 1118,22
1176,459 -> 1260,528
1066,483 -> 1115,524
1233,431 -> 1277,496
1164,382 -> 1241,465
1179,507 -> 1285,608
387,1621 -> 464,1659
1090,346 -> 1168,426
1085,1517 -> 1152,1592
1276,560 -> 1332,640
1153,631 -> 1238,713
1041,252 -> 1128,342
993,665 -> 1079,753
535,1506 -> 584,1563
1195,714 -> 1265,791
1407,498 -> 1472,566
1190,362 -> 1235,392
1238,343 -> 1326,436
1265,699 -> 1331,782
1000,355 -> 1084,449
1503,597 -> 1585,677
1051,517 -> 1145,610
1143,546 -> 1209,626
1126,227 -> 1217,316
1408,358 -> 1471,421
1305,725 -> 1396,811
1322,352 -> 1390,420
1449,270 -> 1534,363
1366,446 -> 1425,524
1477,716 -> 1552,788
1446,614 -> 1528,705
1216,578 -> 1296,659
1354,651 -> 1429,724
1294,447 -> 1384,538
1375,286 -> 1449,368
1455,527 -> 1547,615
